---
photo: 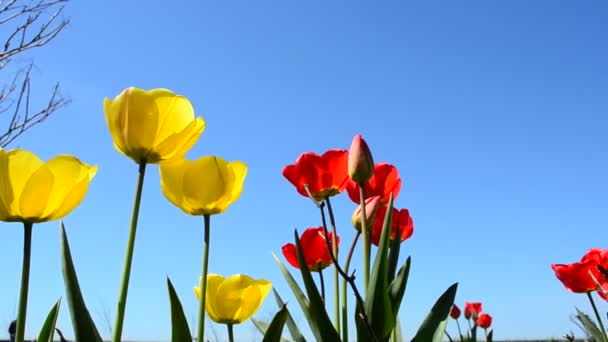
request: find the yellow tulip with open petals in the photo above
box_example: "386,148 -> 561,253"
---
104,87 -> 206,164
194,274 -> 271,324
0,148 -> 97,223
160,156 -> 247,215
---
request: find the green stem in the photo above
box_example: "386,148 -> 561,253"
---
358,185 -> 370,292
325,197 -> 340,334
587,292 -> 608,341
455,319 -> 464,341
197,215 -> 212,342
15,222 -> 33,342
341,231 -> 360,342
112,161 -> 146,342
484,328 -> 489,342
227,323 -> 234,342
319,270 -> 325,303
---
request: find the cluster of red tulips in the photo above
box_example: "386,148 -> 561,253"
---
448,302 -> 493,341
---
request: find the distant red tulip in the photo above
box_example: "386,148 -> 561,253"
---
370,207 -> 413,246
346,163 -> 401,205
464,302 -> 482,320
477,313 -> 492,329
450,304 -> 461,319
282,227 -> 340,272
283,150 -> 349,201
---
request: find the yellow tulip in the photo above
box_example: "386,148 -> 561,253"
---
160,156 -> 246,215
0,149 -> 97,223
104,87 -> 206,164
194,274 -> 271,324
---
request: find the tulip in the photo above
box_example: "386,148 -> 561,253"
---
348,134 -> 374,184
450,304 -> 461,319
371,207 -> 413,246
0,148 -> 96,342
104,87 -> 205,164
282,149 -> 349,201
282,227 -> 340,272
464,302 -> 482,320
0,149 -> 97,223
346,162 -> 402,205
160,156 -> 247,215
194,274 -> 271,342
477,313 -> 492,329
351,196 -> 381,232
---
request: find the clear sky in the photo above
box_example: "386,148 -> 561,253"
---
1,1 -> 607,341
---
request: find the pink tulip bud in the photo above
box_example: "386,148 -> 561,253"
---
348,134 -> 374,184
352,196 -> 381,231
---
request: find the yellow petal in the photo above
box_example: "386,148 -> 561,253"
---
214,274 -> 254,323
122,87 -> 162,157
159,159 -> 191,214
103,96 -> 128,156
47,163 -> 97,221
182,156 -> 230,215
234,279 -> 271,323
153,93 -> 196,144
18,164 -> 54,222
7,150 -> 45,215
0,149 -> 13,220
203,274 -> 225,324
153,117 -> 205,162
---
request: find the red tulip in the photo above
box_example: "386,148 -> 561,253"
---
283,150 -> 349,201
450,304 -> 461,319
346,163 -> 401,205
348,134 -> 374,184
464,302 -> 482,320
370,207 -> 413,246
282,227 -> 340,272
352,196 -> 381,232
552,248 -> 608,294
477,313 -> 492,329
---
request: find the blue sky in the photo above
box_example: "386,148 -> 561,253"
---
1,0 -> 607,340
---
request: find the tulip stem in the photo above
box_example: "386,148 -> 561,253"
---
456,319 -> 464,341
341,231 -> 360,342
227,323 -> 234,342
15,222 -> 33,342
587,292 -> 608,340
325,197 -> 340,335
318,270 -> 326,303
483,328 -> 488,342
113,161 -> 146,342
358,185 -> 370,292
197,214 -> 211,342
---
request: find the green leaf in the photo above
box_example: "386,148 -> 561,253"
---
393,315 -> 406,342
167,277 -> 192,342
272,288 -> 306,342
252,318 -> 292,342
487,329 -> 493,342
293,230 -> 341,342
365,194 -> 395,340
37,299 -> 61,342
261,304 -> 290,342
387,221 -> 402,284
388,256 -> 411,326
411,282 -> 458,342
60,222 -> 103,342
575,307 -> 607,342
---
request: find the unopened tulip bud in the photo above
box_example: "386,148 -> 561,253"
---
477,313 -> 492,329
348,134 -> 374,184
352,196 -> 381,231
450,304 -> 461,319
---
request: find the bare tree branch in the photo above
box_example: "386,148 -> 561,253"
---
0,0 -> 70,147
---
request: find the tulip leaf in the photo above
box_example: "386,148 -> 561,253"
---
387,222 -> 402,284
574,307 -> 607,342
393,316 -> 406,342
37,299 -> 61,342
60,222 -> 104,342
260,304 -> 290,342
272,288 -> 306,342
411,282 -> 458,342
293,230 -> 341,342
167,277 -> 192,342
272,253 -> 318,337
487,329 -> 494,342
252,318 -> 292,342
388,256 -> 411,325
365,194 -> 395,340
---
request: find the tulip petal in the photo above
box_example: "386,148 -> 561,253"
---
48,164 -> 97,221
5,150 -> 44,214
19,164 -> 54,221
215,274 -> 255,323
194,274 -> 224,324
153,94 -> 196,143
0,150 -> 13,219
182,156 -> 230,215
160,159 -> 190,213
103,96 -> 128,156
235,279 -> 272,323
228,161 -> 247,205
154,117 -> 205,162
